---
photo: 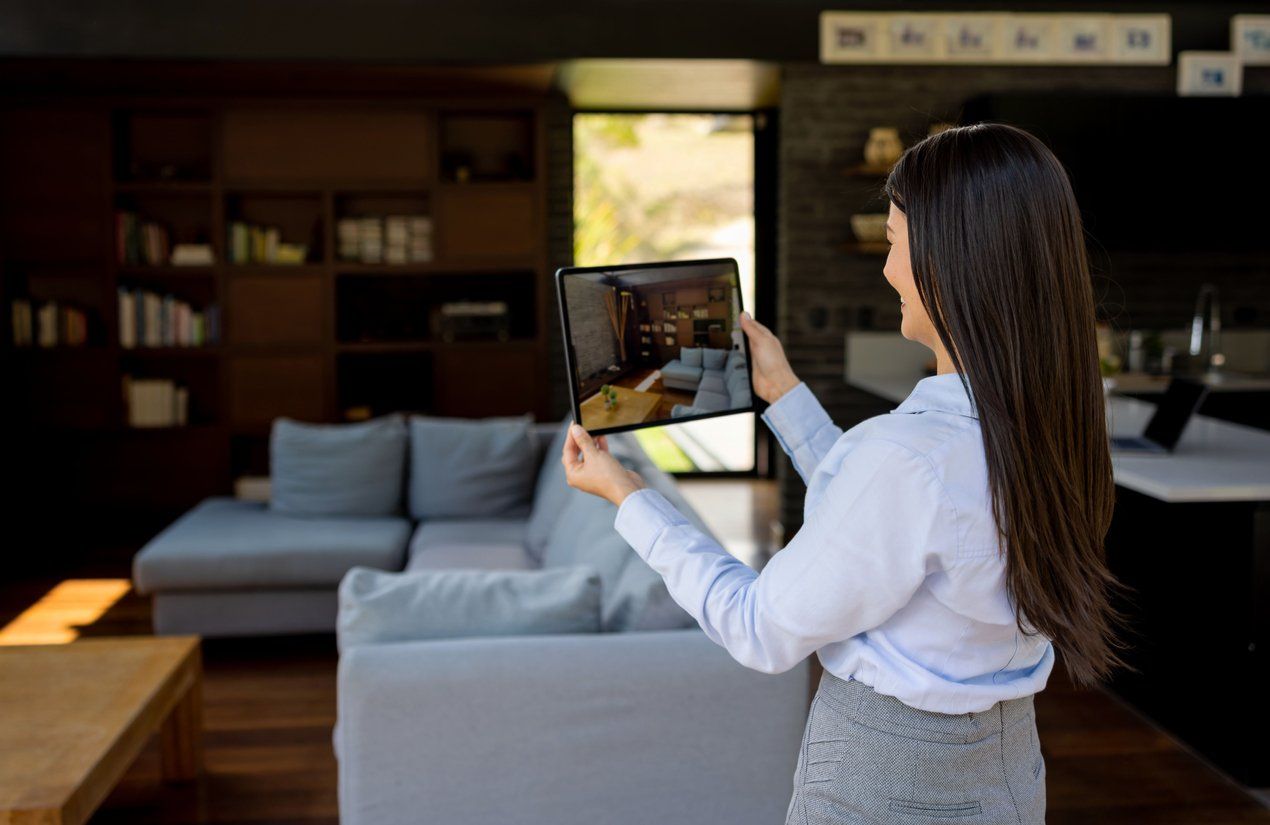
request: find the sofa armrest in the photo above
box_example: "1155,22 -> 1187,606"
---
337,629 -> 810,825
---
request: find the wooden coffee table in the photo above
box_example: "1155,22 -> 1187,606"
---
579,385 -> 663,430
0,636 -> 202,825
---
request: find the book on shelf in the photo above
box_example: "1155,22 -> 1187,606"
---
117,287 -> 219,348
116,211 -> 185,267
115,212 -> 213,267
122,375 -> 189,428
8,299 -> 90,348
169,243 -> 215,266
10,299 -> 32,346
337,213 -> 432,264
227,221 -> 308,265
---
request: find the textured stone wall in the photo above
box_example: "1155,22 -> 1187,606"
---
562,277 -> 620,384
545,93 -> 575,418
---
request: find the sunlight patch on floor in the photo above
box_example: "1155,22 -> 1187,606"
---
0,579 -> 132,646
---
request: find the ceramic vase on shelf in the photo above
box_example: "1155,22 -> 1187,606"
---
864,127 -> 903,171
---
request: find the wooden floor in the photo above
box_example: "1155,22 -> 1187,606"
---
2,484 -> 1267,824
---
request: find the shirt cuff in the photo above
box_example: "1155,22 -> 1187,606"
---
614,488 -> 690,561
761,381 -> 831,451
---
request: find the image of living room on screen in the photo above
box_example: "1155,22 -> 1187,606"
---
565,261 -> 753,431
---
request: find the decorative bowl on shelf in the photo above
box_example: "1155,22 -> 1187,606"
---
849,213 -> 888,243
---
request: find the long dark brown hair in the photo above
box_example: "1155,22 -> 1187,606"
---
884,122 -> 1126,686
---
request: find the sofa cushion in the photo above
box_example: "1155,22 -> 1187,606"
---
679,347 -> 702,367
270,414 -> 408,518
407,519 -> 534,571
541,491 -> 634,602
408,415 -> 536,519
525,418 -> 572,562
702,348 -> 728,370
604,555 -> 695,632
337,566 -> 601,652
692,390 -> 731,412
724,349 -> 745,373
660,359 -> 703,388
698,373 -> 727,395
133,497 -> 410,593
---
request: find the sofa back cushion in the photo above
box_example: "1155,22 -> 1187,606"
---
604,555 -> 695,631
679,347 -> 702,367
727,368 -> 753,407
525,418 -> 572,562
270,414 -> 408,517
337,565 -> 601,652
702,348 -> 728,370
541,491 -> 632,595
408,415 -> 536,519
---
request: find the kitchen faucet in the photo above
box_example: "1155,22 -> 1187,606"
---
1189,283 -> 1224,376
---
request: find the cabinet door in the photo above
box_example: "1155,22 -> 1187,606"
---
0,109 -> 110,262
228,354 -> 326,426
677,288 -> 708,305
432,348 -> 540,418
222,109 -> 432,184
227,276 -> 325,346
436,186 -> 536,259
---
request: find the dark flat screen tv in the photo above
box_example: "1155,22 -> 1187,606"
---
960,95 -> 1269,252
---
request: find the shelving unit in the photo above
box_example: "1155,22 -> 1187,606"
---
1,98 -> 552,508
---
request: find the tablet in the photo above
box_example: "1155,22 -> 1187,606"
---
556,258 -> 756,435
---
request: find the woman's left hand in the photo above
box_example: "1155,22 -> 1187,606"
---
561,423 -> 646,506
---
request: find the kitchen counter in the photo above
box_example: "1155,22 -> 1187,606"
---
847,371 -> 1270,503
1109,371 -> 1270,394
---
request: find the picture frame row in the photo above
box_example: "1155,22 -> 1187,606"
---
820,12 -> 1172,66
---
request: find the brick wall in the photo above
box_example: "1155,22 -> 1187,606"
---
546,92 -> 575,418
563,276 -> 621,382
775,63 -> 1270,531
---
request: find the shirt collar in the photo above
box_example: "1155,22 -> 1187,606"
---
891,372 -> 979,420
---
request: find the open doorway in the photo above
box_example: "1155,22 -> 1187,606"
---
573,112 -> 756,473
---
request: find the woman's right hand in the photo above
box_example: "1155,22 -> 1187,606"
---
739,311 -> 800,404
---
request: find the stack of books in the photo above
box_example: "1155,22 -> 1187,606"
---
9,299 -> 91,347
337,214 -> 432,263
116,211 -> 172,266
117,288 -> 220,348
227,222 -> 308,264
122,376 -> 189,427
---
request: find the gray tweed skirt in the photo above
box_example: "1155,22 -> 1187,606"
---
786,671 -> 1045,824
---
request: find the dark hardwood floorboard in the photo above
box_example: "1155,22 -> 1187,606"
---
2,520 -> 1266,824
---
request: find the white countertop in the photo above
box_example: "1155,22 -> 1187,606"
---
1108,371 -> 1270,394
846,372 -> 1270,503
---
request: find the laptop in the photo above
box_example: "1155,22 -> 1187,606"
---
1110,377 -> 1209,454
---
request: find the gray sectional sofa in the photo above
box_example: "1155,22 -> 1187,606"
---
134,414 -> 810,825
663,345 -> 752,418
336,419 -> 809,825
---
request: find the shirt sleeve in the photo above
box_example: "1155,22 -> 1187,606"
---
614,438 -> 952,675
760,382 -> 843,484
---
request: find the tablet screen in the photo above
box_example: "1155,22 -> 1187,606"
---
557,258 -> 755,435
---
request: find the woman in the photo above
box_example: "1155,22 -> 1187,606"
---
562,122 -> 1124,824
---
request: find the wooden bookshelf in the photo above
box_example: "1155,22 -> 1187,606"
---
1,96 -> 552,512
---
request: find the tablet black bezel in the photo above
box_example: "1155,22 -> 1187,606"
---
555,257 -> 757,437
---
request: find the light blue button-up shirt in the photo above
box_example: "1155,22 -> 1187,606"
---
614,373 -> 1054,714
